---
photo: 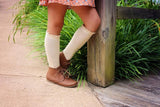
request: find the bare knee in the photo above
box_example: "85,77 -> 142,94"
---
47,20 -> 64,35
71,7 -> 101,32
96,15 -> 101,29
83,15 -> 101,33
47,3 -> 67,35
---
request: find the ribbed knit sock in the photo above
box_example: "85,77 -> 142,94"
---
44,31 -> 60,68
63,24 -> 96,60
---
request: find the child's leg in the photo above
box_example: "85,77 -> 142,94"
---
45,3 -> 67,68
62,6 -> 101,61
70,6 -> 101,32
47,3 -> 67,35
45,3 -> 77,87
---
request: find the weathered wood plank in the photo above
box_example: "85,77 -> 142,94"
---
89,73 -> 160,107
116,75 -> 160,96
87,0 -> 116,87
117,6 -> 160,19
90,84 -> 160,107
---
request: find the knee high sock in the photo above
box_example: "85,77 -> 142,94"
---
63,24 -> 96,60
44,31 -> 60,68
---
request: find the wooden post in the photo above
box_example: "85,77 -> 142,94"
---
87,0 -> 117,87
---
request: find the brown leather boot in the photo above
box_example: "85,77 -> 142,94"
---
60,52 -> 71,69
46,66 -> 78,88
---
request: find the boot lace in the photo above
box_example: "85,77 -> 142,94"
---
58,67 -> 71,79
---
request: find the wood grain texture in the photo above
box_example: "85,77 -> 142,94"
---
89,73 -> 160,107
87,0 -> 116,87
117,6 -> 160,19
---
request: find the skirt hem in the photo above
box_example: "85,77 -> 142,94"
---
39,1 -> 95,8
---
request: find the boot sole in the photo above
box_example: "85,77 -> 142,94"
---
46,79 -> 78,88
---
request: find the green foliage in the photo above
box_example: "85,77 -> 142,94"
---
10,0 -> 160,87
116,0 -> 160,81
8,0 -> 42,43
115,19 -> 160,81
117,0 -> 160,9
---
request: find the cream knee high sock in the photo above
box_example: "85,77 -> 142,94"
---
63,24 -> 96,60
44,31 -> 60,68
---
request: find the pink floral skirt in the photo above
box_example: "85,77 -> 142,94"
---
39,0 -> 95,8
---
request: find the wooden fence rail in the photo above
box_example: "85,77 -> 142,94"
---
87,0 -> 160,87
117,6 -> 160,19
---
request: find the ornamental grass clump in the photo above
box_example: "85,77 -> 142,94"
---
10,0 -> 160,87
115,19 -> 160,81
